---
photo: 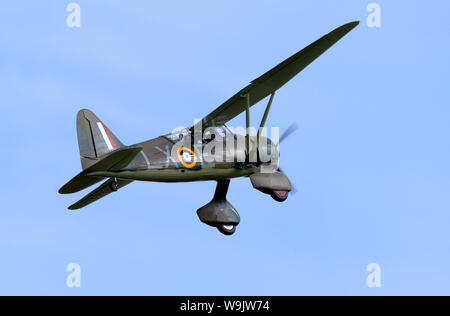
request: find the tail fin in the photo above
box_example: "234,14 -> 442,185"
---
76,109 -> 124,169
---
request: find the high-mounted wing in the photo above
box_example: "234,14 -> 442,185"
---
191,21 -> 359,132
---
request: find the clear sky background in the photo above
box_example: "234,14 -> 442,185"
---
1,1 -> 449,295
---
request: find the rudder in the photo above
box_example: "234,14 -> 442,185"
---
76,109 -> 124,169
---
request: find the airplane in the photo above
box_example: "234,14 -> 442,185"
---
59,21 -> 359,235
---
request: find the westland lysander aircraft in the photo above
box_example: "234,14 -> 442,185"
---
59,21 -> 359,235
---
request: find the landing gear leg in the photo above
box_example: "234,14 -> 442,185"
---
197,179 -> 240,236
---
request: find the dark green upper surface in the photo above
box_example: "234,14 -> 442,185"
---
59,146 -> 142,194
191,21 -> 359,132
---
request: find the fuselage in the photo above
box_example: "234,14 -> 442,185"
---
94,132 -> 279,183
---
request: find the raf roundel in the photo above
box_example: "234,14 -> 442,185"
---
177,147 -> 197,169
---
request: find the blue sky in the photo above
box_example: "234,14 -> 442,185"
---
1,1 -> 449,295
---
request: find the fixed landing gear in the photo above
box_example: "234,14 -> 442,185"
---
197,180 -> 240,236
271,190 -> 289,202
110,178 -> 119,192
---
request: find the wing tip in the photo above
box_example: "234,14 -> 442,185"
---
341,20 -> 360,32
332,21 -> 360,34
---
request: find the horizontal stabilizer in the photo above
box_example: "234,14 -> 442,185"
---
68,178 -> 133,210
59,147 -> 142,194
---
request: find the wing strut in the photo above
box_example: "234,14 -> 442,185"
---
243,94 -> 251,153
257,92 -> 276,145
240,91 -> 277,152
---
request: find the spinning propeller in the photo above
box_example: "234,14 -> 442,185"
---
277,122 -> 299,194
